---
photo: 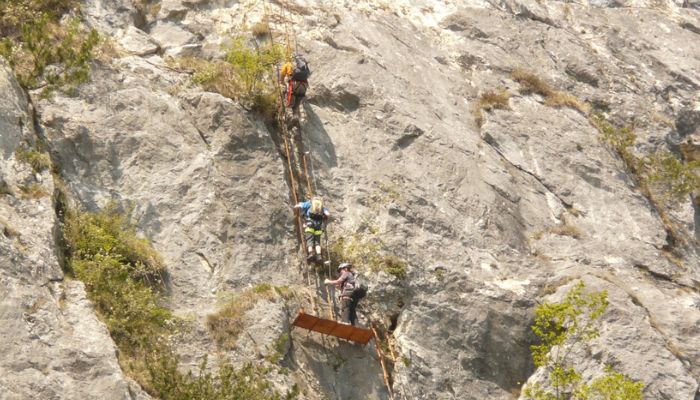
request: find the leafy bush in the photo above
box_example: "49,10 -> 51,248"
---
63,205 -> 170,355
591,113 -> 699,209
523,282 -> 644,400
15,147 -> 52,172
63,203 -> 165,284
224,36 -> 284,102
148,356 -> 288,400
0,9 -> 99,94
72,253 -> 172,354
0,0 -> 79,37
641,152 -> 700,205
174,38 -> 284,119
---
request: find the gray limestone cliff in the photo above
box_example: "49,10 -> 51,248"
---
1,0 -> 699,399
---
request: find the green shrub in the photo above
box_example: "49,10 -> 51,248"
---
72,254 -> 172,354
224,36 -> 284,97
0,0 -> 79,38
15,147 -> 52,172
591,113 -> 699,210
641,152 -> 700,205
148,356 -> 288,400
523,282 -> 644,400
266,333 -> 290,364
63,205 -> 170,354
63,203 -> 165,284
0,11 -> 99,94
174,38 -> 284,119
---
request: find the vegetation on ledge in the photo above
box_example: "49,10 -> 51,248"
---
62,203 -> 289,399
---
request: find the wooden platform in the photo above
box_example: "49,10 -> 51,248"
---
292,310 -> 374,345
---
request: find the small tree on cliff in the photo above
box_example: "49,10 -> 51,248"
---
523,281 -> 644,400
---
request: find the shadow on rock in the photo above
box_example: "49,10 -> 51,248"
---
302,104 -> 337,169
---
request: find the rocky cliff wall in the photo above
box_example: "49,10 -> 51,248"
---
1,0 -> 699,399
0,64 -> 150,399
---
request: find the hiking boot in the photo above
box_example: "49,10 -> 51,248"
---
307,254 -> 316,263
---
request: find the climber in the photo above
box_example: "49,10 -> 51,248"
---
325,262 -> 362,326
293,196 -> 329,262
279,54 -> 311,122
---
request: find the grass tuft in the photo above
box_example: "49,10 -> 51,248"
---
532,223 -> 583,240
544,91 -> 590,114
250,21 -> 270,38
15,147 -> 52,173
329,233 -> 407,280
472,89 -> 511,127
174,57 -> 242,100
511,69 -> 590,114
0,217 -> 20,238
206,285 -> 277,350
19,183 -> 49,199
511,69 -> 554,97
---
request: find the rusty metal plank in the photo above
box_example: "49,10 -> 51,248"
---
332,323 -> 355,340
292,312 -> 319,330
292,311 -> 375,344
349,328 -> 375,344
311,317 -> 337,335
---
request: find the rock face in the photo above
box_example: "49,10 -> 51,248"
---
0,65 -> 149,399
2,0 -> 700,399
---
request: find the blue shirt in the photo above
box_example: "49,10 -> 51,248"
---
298,200 -> 330,220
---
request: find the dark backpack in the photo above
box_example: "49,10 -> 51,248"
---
351,274 -> 368,300
292,57 -> 310,81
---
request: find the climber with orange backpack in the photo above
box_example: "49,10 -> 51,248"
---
293,196 -> 329,262
279,54 -> 311,121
